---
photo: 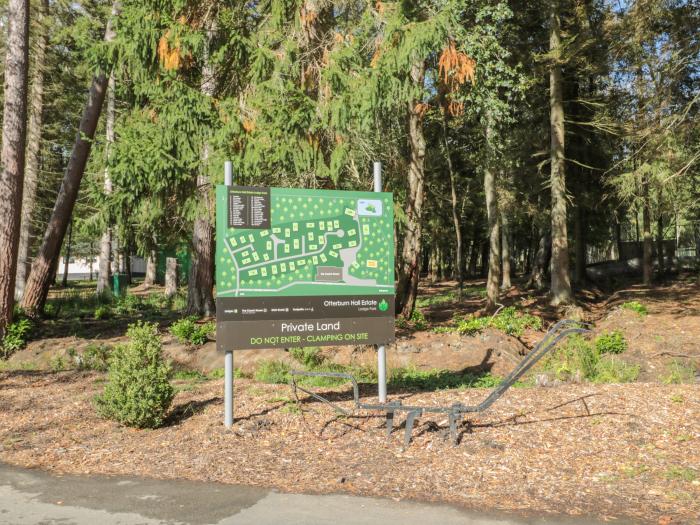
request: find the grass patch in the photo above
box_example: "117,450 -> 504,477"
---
457,306 -> 542,337
665,467 -> 697,482
254,360 -> 291,384
396,310 -> 428,331
171,369 -> 208,382
540,334 -> 639,383
661,360 -> 697,384
621,301 -> 648,316
389,365 -> 501,390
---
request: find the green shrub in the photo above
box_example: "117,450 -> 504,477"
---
94,322 -> 174,428
1,318 -> 32,359
661,360 -> 697,384
170,317 -> 214,346
457,307 -> 542,337
94,305 -> 112,320
289,347 -> 324,368
254,360 -> 291,384
113,294 -> 143,315
389,364 -> 502,391
621,301 -> 648,316
595,330 -> 627,355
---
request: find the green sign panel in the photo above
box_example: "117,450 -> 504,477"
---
216,185 -> 395,350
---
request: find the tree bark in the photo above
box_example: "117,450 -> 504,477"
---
61,218 -> 73,287
21,2 -> 119,317
642,178 -> 653,286
527,226 -> 551,290
0,0 -> 30,335
484,166 -> 500,312
395,60 -> 427,319
442,115 -> 463,298
144,249 -> 157,288
549,0 -> 573,305
656,213 -> 664,277
574,201 -> 585,284
165,257 -> 178,298
186,18 -> 216,317
15,0 -> 49,301
97,73 -> 115,297
501,211 -> 512,289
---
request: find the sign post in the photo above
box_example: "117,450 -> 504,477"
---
216,166 -> 395,426
224,161 -> 234,428
374,161 -> 387,403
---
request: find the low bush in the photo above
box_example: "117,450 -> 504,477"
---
397,310 -> 429,331
94,305 -> 112,320
621,301 -> 648,316
289,347 -> 324,368
170,317 -> 214,346
595,330 -> 627,355
1,318 -> 32,359
457,306 -> 542,337
94,322 -> 174,429
592,356 -> 640,383
68,344 -> 111,371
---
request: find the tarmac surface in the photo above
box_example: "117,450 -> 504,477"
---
0,463 -> 620,525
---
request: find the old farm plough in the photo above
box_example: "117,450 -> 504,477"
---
290,319 -> 589,445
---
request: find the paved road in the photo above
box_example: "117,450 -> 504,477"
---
0,463 -> 618,525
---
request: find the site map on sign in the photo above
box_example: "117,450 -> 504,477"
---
215,186 -> 394,298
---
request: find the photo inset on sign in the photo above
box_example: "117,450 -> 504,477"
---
357,199 -> 382,216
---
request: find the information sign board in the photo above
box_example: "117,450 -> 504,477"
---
216,185 -> 395,350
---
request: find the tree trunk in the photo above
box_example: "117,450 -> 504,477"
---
395,60 -> 426,319
442,115 -> 463,298
124,247 -> 132,284
61,218 -> 73,287
527,226 -> 551,290
165,257 -> 178,298
97,73 -> 115,297
501,212 -> 512,289
484,165 -> 500,312
15,0 -> 49,301
613,215 -> 623,260
574,202 -> 585,284
656,214 -> 664,277
0,0 -> 30,335
21,2 -> 119,317
549,0 -> 573,305
642,178 -> 653,286
144,249 -> 157,288
186,20 -> 216,317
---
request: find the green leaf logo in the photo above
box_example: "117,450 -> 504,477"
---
378,299 -> 389,312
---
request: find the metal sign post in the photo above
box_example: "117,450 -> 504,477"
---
374,161 -> 387,403
224,160 -> 234,428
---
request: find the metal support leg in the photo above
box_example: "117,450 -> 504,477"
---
404,410 -> 420,446
224,350 -> 233,428
377,344 -> 387,403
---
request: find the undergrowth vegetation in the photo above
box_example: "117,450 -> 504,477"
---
169,317 -> 215,346
457,306 -> 542,337
540,333 -> 639,384
621,301 -> 648,316
1,318 -> 32,359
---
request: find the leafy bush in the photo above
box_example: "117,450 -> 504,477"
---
289,347 -> 324,368
113,294 -> 143,315
595,330 -> 627,355
457,306 -> 542,337
94,322 -> 174,428
621,301 -> 648,316
1,318 -> 32,359
254,360 -> 291,384
170,317 -> 214,346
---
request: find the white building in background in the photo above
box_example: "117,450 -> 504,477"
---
62,255 -> 146,280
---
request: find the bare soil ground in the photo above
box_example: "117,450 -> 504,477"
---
0,373 -> 698,524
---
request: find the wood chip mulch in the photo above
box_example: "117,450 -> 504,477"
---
1,371 -> 698,524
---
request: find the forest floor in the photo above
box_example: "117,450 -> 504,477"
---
0,373 -> 698,524
1,275 -> 699,523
